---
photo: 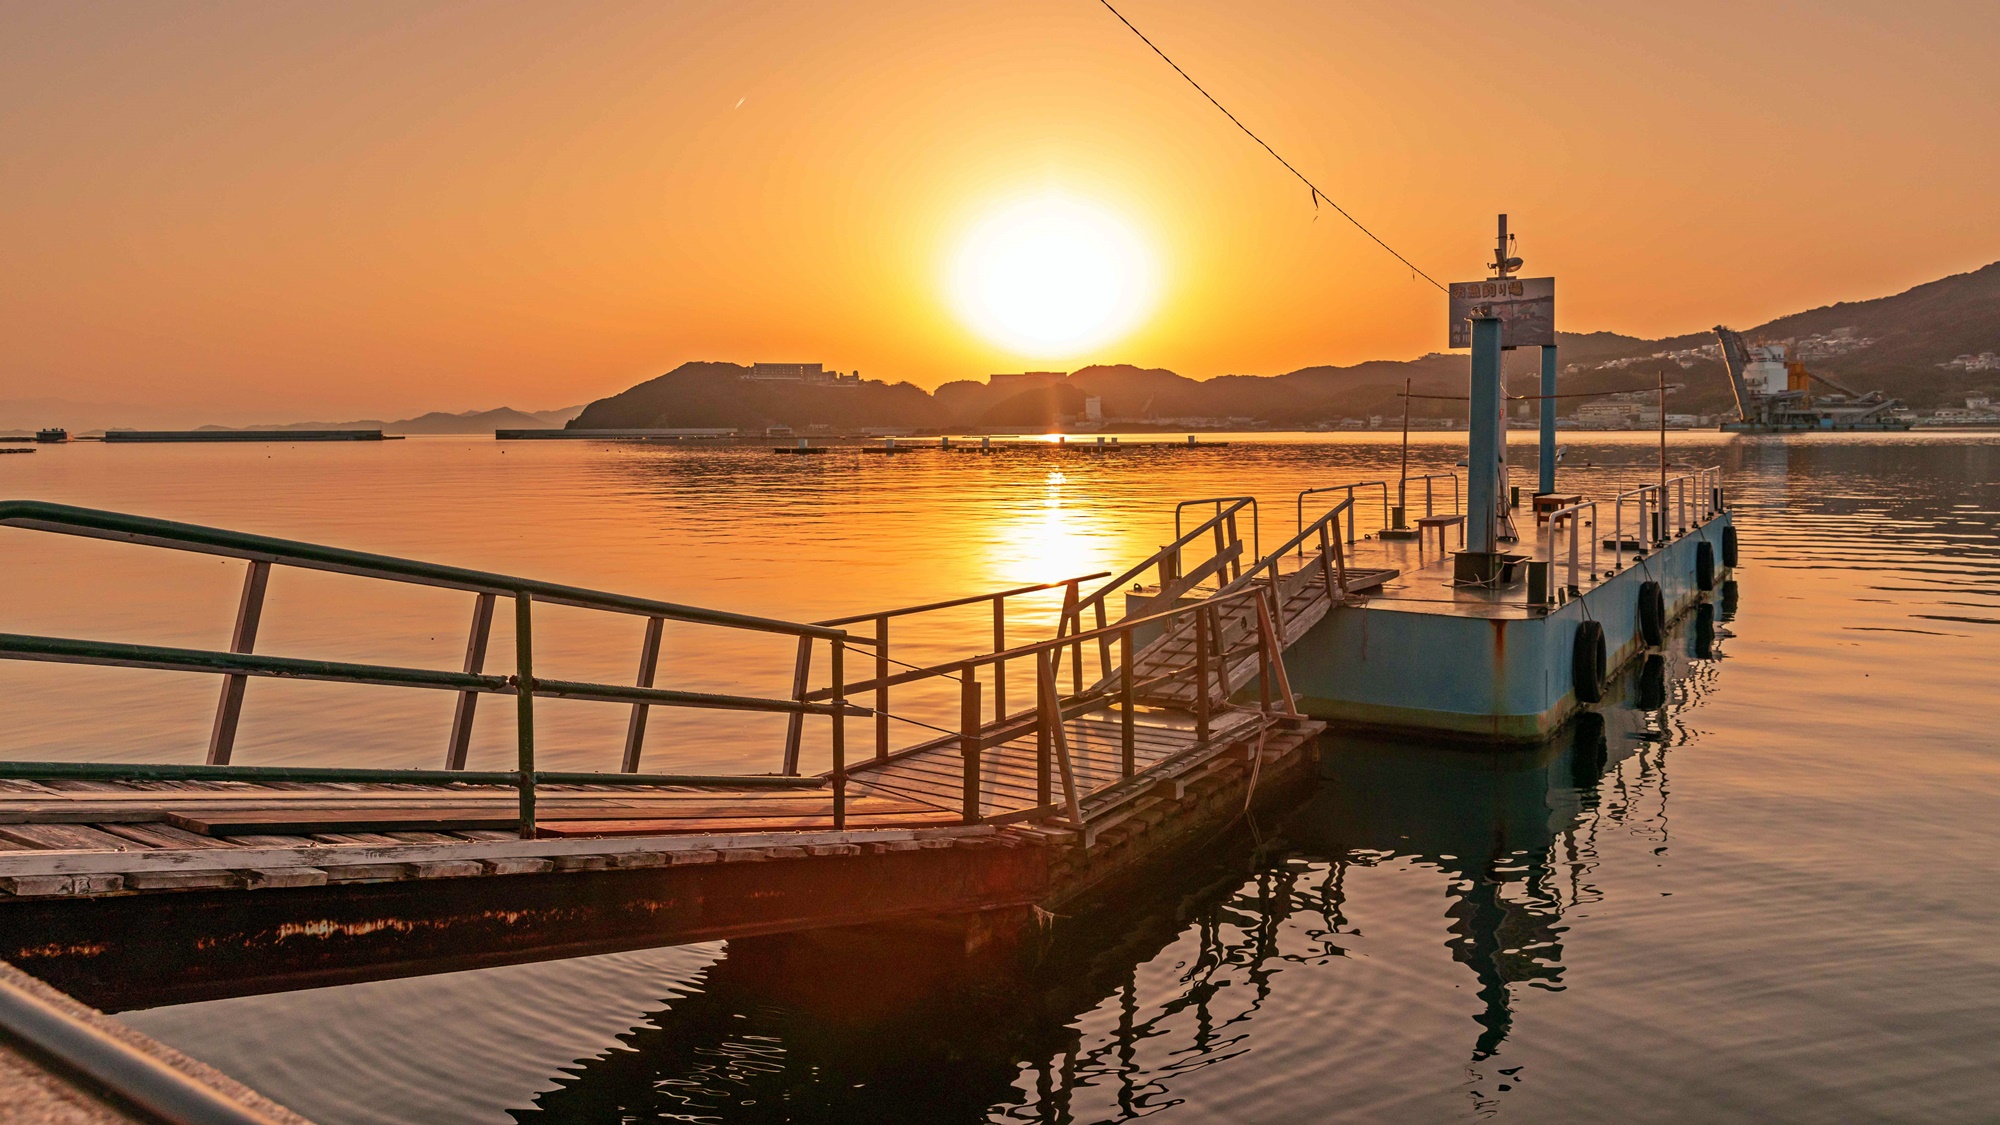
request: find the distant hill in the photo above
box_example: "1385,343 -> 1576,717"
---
1556,260 -> 2000,413
381,406 -> 585,434
189,405 -> 587,435
563,260 -> 2000,432
568,363 -> 943,431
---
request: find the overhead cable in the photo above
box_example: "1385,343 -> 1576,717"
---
1092,0 -> 1447,291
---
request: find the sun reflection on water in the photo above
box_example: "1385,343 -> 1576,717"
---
987,468 -> 1108,587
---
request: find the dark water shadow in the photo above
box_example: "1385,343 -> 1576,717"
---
507,598 -> 1724,1123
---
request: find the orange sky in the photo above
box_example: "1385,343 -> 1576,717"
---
4,0 -> 1996,421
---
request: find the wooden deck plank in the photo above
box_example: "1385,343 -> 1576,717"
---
0,823 -> 149,851
165,796 -> 943,837
537,811 -> 963,838
96,822 -> 239,850
869,758 -> 1045,802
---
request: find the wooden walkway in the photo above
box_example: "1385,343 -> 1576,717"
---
0,703 -> 1280,895
0,496 -> 1332,1007
0,495 -> 1356,898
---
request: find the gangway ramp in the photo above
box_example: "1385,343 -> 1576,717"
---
0,500 -> 1321,1007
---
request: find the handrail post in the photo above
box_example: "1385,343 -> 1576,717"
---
444,591 -> 495,770
992,595 -> 1006,723
1035,650 -> 1053,808
206,559 -> 270,765
780,634 -> 812,775
1266,566 -> 1286,644
1545,516 -> 1558,598
514,591 -> 536,840
622,615 -> 665,773
1067,580 -> 1084,694
874,615 -> 890,761
1052,581 -> 1078,683
960,667 -> 982,824
1036,654 -> 1083,829
831,638 -> 845,830
1589,503 -> 1598,581
1119,626 -> 1135,778
1093,598 -> 1111,679
1318,524 -> 1336,597
1254,598 -> 1274,715
1207,604 -> 1234,701
1252,589 -> 1300,716
1193,610 -> 1211,744
1332,519 -> 1350,594
1568,512 -> 1581,594
1616,497 -> 1625,571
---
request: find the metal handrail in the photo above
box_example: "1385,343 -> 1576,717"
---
826,586 -> 1297,832
0,501 -> 841,639
1038,498 -> 1255,701
1540,501 -> 1598,597
1608,468 -> 1726,573
0,966 -> 286,1125
1249,499 -> 1355,583
813,572 -> 1109,630
802,571 -> 1113,767
1398,472 -> 1462,519
1173,496 -> 1259,570
810,585 -> 1274,693
1295,481 -> 1388,550
1080,498 -> 1254,612
0,760 -> 827,788
1234,500 -> 1355,641
0,501 -> 860,837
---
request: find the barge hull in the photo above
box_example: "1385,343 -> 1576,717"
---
1280,513 -> 1732,742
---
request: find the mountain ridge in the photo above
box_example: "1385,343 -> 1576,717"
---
573,260 -> 1999,431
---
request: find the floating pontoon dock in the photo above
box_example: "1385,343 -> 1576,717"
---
1131,478 -> 1733,740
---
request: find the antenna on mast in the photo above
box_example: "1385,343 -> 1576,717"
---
1491,213 -> 1523,278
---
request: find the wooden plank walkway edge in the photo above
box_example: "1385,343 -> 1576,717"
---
0,823 -> 1000,881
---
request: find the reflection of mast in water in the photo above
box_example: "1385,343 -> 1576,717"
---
1297,597 -> 1723,1063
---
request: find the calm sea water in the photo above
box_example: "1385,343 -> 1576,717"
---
5,433 -> 1997,1123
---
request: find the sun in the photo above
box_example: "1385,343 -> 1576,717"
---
949,195 -> 1159,357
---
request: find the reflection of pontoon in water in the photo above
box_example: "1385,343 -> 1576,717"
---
507,589 -> 1733,1118
1285,588 -> 1727,1063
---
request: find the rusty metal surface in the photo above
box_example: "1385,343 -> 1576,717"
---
1,845 -> 1050,1012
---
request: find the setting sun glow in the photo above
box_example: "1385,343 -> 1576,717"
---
948,195 -> 1158,358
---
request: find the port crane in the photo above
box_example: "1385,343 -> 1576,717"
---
1712,326 -> 1906,431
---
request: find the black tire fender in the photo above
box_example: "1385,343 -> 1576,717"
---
1723,525 -> 1739,568
1695,540 -> 1716,591
1572,619 -> 1607,704
1638,580 -> 1666,647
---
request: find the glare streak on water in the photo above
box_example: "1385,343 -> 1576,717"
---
4,432 -> 1997,1123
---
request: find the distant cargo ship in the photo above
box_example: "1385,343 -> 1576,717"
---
1714,327 -> 1910,432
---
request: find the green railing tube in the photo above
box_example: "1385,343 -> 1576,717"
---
0,500 -> 846,640
0,633 -> 510,695
0,761 -> 827,788
515,591 -> 536,839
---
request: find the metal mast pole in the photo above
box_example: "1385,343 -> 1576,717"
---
1538,345 -> 1558,494
1465,315 -> 1503,560
1397,376 -> 1411,521
1658,369 -> 1668,541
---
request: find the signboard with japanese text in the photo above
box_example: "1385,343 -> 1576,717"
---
1448,277 -> 1554,348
